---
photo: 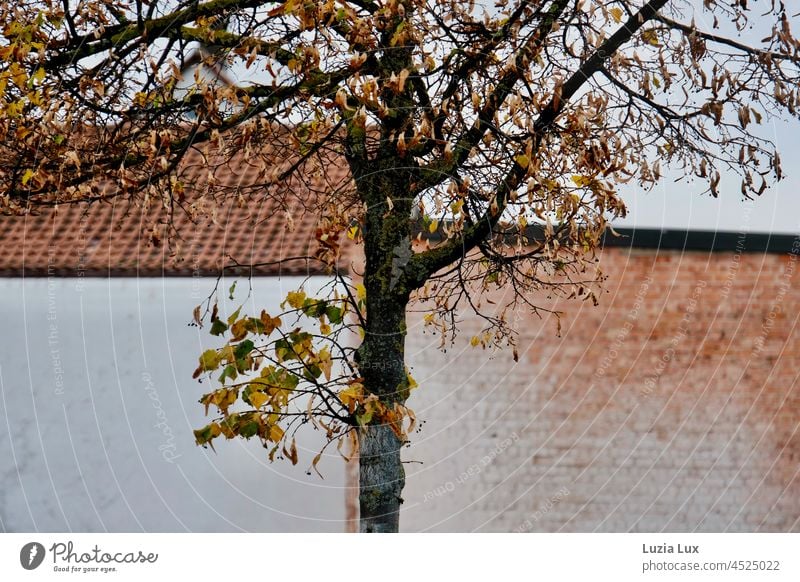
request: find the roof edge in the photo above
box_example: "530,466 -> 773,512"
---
602,227 -> 799,254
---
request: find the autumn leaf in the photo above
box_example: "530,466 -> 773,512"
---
354,283 -> 365,300
309,451 -> 324,478
284,438 -> 299,465
259,310 -> 281,334
226,306 -> 242,326
571,175 -> 593,188
32,67 -> 46,84
268,424 -> 285,443
317,347 -> 333,380
283,290 -> 306,310
230,318 -> 249,341
249,389 -> 268,409
339,382 -> 363,413
193,349 -> 220,378
210,319 -> 228,336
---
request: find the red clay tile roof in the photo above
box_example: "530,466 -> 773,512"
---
0,134 -> 359,278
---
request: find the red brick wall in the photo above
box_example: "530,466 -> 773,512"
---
398,246 -> 800,532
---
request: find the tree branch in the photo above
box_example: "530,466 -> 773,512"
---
404,0 -> 670,284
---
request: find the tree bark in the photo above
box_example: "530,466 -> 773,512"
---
356,291 -> 410,532
358,423 -> 405,533
346,132 -> 416,531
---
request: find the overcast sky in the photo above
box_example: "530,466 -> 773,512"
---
614,119 -> 800,234
613,3 -> 800,235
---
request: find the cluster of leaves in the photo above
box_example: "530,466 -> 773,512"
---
192,281 -> 416,468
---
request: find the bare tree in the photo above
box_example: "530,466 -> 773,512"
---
1,0 -> 798,532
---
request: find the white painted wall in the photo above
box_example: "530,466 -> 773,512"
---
0,277 -> 348,532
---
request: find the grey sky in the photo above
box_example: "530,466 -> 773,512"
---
614,116 -> 800,234
615,0 -> 800,235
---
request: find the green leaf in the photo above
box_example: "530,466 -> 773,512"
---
356,409 -> 373,426
239,421 -> 259,438
210,319 -> 228,336
234,339 -> 255,360
325,305 -> 343,325
275,338 -> 294,362
228,280 -> 237,300
302,298 -> 326,318
303,363 -> 322,381
218,364 -> 238,383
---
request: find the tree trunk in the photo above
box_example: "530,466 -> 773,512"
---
356,290 -> 411,533
348,126 -> 417,532
358,423 -> 405,532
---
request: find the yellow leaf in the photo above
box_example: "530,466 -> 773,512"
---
428,220 -> 439,233
571,175 -> 592,188
470,336 -> 480,347
543,178 -> 559,191
199,349 -> 220,371
268,424 -> 285,442
284,290 -> 306,309
320,321 -> 331,335
642,29 -> 660,46
339,383 -> 363,412
250,391 -> 268,409
317,347 -> 333,380
515,154 -> 529,168
9,63 -> 26,88
21,169 -> 34,185
355,283 -> 366,302
610,7 -> 623,23
32,67 -> 45,84
346,225 -> 360,240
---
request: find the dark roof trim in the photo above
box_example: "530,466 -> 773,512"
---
601,227 -> 800,254
420,221 -> 799,254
